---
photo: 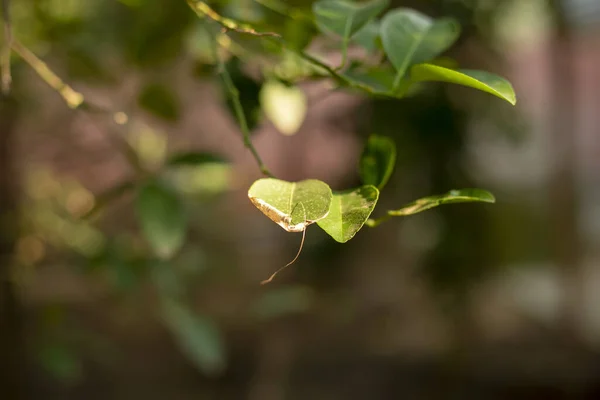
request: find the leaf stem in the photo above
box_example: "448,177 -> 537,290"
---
365,215 -> 390,228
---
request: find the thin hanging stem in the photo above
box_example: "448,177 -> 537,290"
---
261,227 -> 306,285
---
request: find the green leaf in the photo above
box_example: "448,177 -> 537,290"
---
136,181 -> 187,259
353,20 -> 382,52
248,178 -> 332,232
410,64 -> 517,105
342,66 -> 396,94
39,344 -> 82,383
137,83 -> 180,121
380,8 -> 460,87
167,152 -> 226,167
313,0 -> 390,38
389,189 -> 495,217
260,80 -> 307,136
359,135 -> 396,189
317,185 -> 379,243
366,189 -> 495,227
161,299 -> 226,376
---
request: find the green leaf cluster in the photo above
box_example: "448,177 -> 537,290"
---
312,0 -> 516,104
249,135 -> 495,244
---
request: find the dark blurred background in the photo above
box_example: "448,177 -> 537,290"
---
2,0 -> 600,399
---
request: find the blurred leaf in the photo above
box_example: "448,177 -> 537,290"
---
124,0 -> 193,66
167,152 -> 226,167
39,344 -> 82,384
389,189 -> 495,217
170,163 -> 233,196
410,64 -> 517,105
313,0 -> 389,65
136,181 -> 187,259
313,0 -> 389,38
284,17 -> 317,51
248,179 -> 332,232
161,299 -> 226,376
359,135 -> 396,189
317,185 -> 379,243
342,65 -> 396,94
152,260 -> 184,298
260,80 -> 307,135
353,20 -> 382,52
138,83 -> 180,121
252,286 -> 314,319
380,9 -> 460,81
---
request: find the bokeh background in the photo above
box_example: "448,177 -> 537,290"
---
2,0 -> 600,399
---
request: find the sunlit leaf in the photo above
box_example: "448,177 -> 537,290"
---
161,299 -> 226,376
260,80 -> 307,135
248,178 -> 332,232
389,189 -> 495,217
380,8 -> 460,85
410,64 -> 517,105
359,135 -> 396,189
136,181 -> 187,259
317,185 -> 379,242
366,189 -> 495,227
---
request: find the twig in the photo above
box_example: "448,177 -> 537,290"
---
186,0 -> 280,37
11,39 -> 84,109
1,0 -> 11,94
11,39 -> 143,174
207,28 -> 273,177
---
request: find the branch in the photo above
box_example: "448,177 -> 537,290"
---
207,29 -> 273,177
11,39 -> 143,174
186,0 -> 280,37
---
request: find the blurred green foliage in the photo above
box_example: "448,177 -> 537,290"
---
4,0 -> 528,385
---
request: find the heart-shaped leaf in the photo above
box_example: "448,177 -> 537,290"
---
317,185 -> 379,243
136,181 -> 187,259
260,80 -> 307,135
313,0 -> 390,39
248,178 -> 333,232
380,8 -> 460,88
410,64 -> 517,105
359,135 -> 396,189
